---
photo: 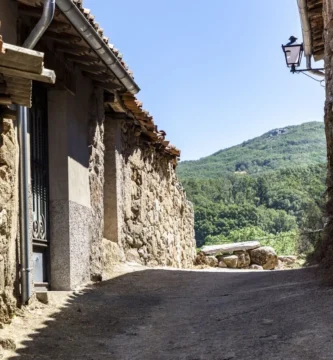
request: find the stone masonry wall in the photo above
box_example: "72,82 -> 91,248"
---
88,88 -> 105,281
103,119 -> 196,271
316,1 -> 333,272
0,115 -> 19,323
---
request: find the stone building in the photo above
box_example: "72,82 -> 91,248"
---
0,0 -> 196,322
297,0 -> 333,267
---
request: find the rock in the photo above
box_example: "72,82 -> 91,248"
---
0,338 -> 16,350
201,241 -> 260,255
276,260 -> 285,270
102,239 -> 126,266
278,255 -> 297,265
216,255 -> 225,262
194,252 -> 207,266
222,255 -> 238,268
207,256 -> 218,267
218,260 -> 228,268
194,253 -> 218,267
250,264 -> 263,270
126,249 -> 142,264
249,246 -> 278,270
235,251 -> 251,268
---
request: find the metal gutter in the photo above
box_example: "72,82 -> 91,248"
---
297,0 -> 325,77
298,0 -> 312,57
55,0 -> 140,95
18,0 -> 55,305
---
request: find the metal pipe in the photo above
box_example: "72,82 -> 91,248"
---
18,107 -> 31,305
297,0 -> 325,77
18,0 -> 55,305
23,0 -> 55,49
55,0 -> 140,95
305,55 -> 325,77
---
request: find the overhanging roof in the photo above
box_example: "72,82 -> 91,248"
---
298,0 -> 324,61
15,0 -> 181,159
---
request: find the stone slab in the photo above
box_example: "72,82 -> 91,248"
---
201,241 -> 261,255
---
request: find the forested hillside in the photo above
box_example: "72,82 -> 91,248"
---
178,122 -> 326,179
178,122 -> 327,254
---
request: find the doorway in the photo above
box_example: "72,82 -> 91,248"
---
30,84 -> 50,289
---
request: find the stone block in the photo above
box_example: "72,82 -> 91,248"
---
222,255 -> 238,268
201,241 -> 260,255
249,246 -> 278,270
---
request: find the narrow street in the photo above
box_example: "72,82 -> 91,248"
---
8,267 -> 333,360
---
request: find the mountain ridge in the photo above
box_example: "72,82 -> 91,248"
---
178,121 -> 326,179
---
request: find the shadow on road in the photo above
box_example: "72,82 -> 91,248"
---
9,267 -> 333,360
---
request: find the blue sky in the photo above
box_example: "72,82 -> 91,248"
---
84,0 -> 325,160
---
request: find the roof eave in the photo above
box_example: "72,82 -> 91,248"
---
297,0 -> 313,57
55,0 -> 140,95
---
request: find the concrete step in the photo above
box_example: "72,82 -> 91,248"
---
36,291 -> 74,306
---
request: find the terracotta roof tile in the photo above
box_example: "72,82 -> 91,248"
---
73,1 -> 180,160
121,92 -> 181,159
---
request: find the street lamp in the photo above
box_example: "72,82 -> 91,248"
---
282,36 -> 324,74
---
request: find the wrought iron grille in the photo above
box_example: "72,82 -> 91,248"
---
30,84 -> 50,248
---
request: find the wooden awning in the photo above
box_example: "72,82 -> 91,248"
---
0,41 -> 55,107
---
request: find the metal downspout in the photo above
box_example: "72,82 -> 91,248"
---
18,0 -> 55,305
305,55 -> 325,77
55,0 -> 140,95
297,0 -> 325,77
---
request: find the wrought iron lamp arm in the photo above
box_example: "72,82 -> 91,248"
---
290,65 -> 325,74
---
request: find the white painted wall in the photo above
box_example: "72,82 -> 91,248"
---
48,72 -> 91,209
67,73 -> 91,208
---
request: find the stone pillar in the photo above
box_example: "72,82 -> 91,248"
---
88,88 -> 105,281
102,116 -> 126,276
48,73 -> 92,290
104,117 -> 125,244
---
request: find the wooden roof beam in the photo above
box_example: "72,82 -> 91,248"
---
82,71 -> 117,83
65,54 -> 101,66
43,31 -> 83,44
76,63 -> 108,74
1,43 -> 44,74
93,81 -> 123,92
56,43 -> 96,57
0,66 -> 55,84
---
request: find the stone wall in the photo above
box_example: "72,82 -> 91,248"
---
0,115 -> 19,323
103,119 -> 196,273
88,88 -> 105,281
324,1 -> 333,210
316,1 -> 333,276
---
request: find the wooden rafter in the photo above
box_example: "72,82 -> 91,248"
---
65,54 -> 101,66
55,43 -> 94,56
